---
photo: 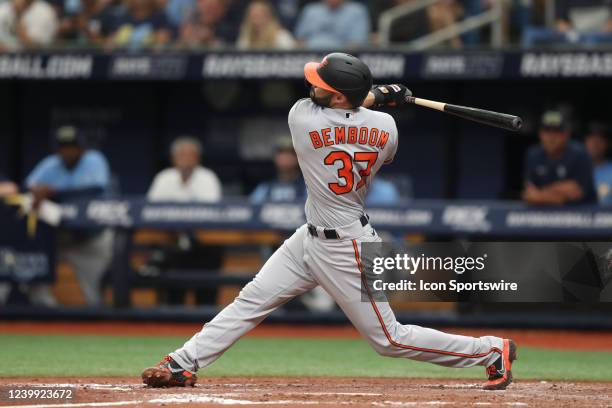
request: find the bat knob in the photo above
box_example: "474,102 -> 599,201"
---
404,88 -> 413,99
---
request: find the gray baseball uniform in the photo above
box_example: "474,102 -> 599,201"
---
170,98 -> 503,373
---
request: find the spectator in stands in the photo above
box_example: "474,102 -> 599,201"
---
56,0 -> 121,45
269,0 -> 299,30
108,0 -> 171,50
26,125 -> 113,306
0,173 -> 18,196
294,0 -> 370,49
178,0 -> 235,48
163,0 -> 195,27
522,109 -> 596,206
371,0 -> 463,47
148,137 -> 222,202
147,137 -> 223,306
584,122 -> 612,205
250,138 -> 306,204
523,0 -> 612,47
237,0 -> 295,49
0,0 -> 58,51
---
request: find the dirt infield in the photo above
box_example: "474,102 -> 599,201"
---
2,321 -> 612,352
1,377 -> 611,408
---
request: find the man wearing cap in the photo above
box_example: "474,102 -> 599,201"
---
584,122 -> 612,205
522,110 -> 596,206
25,125 -> 113,306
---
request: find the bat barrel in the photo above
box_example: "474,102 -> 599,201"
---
444,103 -> 522,132
407,96 -> 522,132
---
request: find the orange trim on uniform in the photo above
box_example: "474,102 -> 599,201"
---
304,62 -> 339,94
351,239 -> 502,360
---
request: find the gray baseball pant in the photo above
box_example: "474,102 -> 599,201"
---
171,224 -> 503,372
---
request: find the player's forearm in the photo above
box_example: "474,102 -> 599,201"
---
361,92 -> 376,108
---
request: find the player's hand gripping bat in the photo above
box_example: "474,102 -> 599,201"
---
371,85 -> 522,132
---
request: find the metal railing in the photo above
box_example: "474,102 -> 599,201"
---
379,0 -> 505,49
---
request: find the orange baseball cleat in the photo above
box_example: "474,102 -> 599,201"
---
483,339 -> 517,391
142,356 -> 197,387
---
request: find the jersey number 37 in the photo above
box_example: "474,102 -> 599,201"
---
324,151 -> 378,195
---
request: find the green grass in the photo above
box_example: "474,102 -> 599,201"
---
2,334 -> 611,381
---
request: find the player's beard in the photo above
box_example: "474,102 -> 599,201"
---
309,87 -> 333,108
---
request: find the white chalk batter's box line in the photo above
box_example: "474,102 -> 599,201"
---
0,383 -> 534,408
0,399 -> 531,408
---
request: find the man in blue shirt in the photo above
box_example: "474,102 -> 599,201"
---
27,125 -> 110,205
294,0 -> 370,49
584,122 -> 612,206
250,138 -> 307,204
522,110 -> 596,206
26,126 -> 113,306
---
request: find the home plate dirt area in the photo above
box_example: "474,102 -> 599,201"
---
1,377 -> 611,408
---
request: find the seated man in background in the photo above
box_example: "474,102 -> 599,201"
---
522,110 -> 596,206
584,122 -> 612,205
294,0 -> 370,49
147,137 -> 223,306
250,138 -> 306,204
26,126 -> 113,306
148,137 -> 221,202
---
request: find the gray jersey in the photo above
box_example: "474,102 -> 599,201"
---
288,98 -> 398,228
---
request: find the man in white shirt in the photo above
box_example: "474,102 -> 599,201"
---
148,137 -> 222,203
0,0 -> 58,51
146,137 -> 223,306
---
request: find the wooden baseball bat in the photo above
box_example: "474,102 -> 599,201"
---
406,96 -> 522,132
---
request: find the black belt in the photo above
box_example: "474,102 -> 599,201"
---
307,214 -> 369,240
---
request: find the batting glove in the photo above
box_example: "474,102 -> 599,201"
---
371,84 -> 412,108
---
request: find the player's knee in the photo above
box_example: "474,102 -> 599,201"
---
370,340 -> 399,357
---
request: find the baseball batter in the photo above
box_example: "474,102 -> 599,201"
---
142,53 -> 517,391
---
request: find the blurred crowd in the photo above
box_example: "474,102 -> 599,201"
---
0,0 -> 611,51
